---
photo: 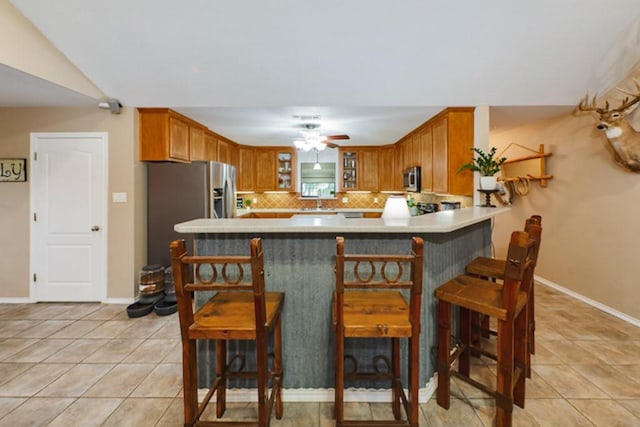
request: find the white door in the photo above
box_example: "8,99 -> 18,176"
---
30,133 -> 107,302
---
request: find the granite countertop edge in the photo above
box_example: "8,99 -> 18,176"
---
175,207 -> 509,234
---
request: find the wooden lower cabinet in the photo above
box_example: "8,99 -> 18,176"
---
244,213 -> 293,219
363,212 -> 382,218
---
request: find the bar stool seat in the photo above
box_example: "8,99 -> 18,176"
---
190,292 -> 284,340
336,291 -> 412,337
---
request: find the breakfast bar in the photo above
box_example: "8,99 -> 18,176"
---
174,207 -> 508,392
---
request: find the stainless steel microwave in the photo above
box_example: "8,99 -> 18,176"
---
403,166 -> 421,192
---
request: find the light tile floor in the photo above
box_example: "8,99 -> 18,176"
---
0,284 -> 639,426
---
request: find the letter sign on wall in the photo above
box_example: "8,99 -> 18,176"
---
0,158 -> 27,182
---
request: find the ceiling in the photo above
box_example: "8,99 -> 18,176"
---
5,0 -> 640,146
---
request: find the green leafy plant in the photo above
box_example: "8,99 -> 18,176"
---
457,147 -> 507,176
244,198 -> 252,208
406,197 -> 416,208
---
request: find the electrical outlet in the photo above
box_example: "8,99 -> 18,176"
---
342,197 -> 348,203
373,197 -> 378,203
253,198 -> 257,204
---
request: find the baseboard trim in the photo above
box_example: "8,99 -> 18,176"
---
0,297 -> 32,303
197,376 -> 436,404
536,275 -> 640,327
102,298 -> 135,305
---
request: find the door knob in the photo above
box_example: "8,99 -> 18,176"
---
91,226 -> 100,232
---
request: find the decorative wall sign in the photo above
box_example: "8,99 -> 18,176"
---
0,158 -> 27,182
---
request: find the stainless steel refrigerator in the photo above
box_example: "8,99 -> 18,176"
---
147,161 -> 236,266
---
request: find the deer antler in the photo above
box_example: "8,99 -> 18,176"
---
613,78 -> 640,113
578,94 -> 609,114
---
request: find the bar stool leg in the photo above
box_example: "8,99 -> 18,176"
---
496,319 -> 514,427
256,334 -> 268,426
183,339 -> 198,427
436,300 -> 451,409
514,309 -> 527,408
274,315 -> 283,419
529,288 -> 536,355
409,335 -> 420,427
335,329 -> 345,423
392,337 -> 401,420
459,307 -> 471,377
215,340 -> 227,418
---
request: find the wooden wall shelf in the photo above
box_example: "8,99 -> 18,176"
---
498,143 -> 553,188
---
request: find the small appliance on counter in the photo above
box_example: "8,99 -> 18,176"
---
440,201 -> 461,210
416,202 -> 438,215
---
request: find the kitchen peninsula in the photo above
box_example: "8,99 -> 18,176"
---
174,207 -> 508,393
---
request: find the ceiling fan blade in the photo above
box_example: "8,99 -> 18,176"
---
325,134 -> 350,140
322,140 -> 339,149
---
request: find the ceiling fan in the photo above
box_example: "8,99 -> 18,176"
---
294,123 -> 350,150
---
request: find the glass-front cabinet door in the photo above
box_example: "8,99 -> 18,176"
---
341,151 -> 357,190
277,151 -> 294,190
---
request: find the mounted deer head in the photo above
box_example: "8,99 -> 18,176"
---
578,79 -> 640,172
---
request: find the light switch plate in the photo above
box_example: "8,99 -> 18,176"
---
112,192 -> 127,203
342,197 -> 348,203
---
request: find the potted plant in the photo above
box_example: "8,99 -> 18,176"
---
244,198 -> 252,210
406,197 -> 418,216
457,147 -> 507,190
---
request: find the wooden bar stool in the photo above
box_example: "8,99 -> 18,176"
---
435,230 -> 536,427
170,238 -> 284,427
467,215 -> 542,357
333,236 -> 424,427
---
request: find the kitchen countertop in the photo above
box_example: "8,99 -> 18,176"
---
176,206 -> 509,234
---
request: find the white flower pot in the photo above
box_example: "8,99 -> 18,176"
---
480,176 -> 497,190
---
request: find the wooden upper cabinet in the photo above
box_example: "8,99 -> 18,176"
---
139,108 -> 191,162
420,126 -> 433,193
252,147 -> 295,191
237,146 -> 255,191
377,145 -> 396,191
189,124 -> 206,161
254,149 -> 276,191
410,133 -> 421,167
432,116 -> 448,194
217,138 -> 234,165
339,147 -> 379,191
139,108 -> 232,163
275,150 -> 294,191
431,108 -> 474,196
204,131 -> 218,161
359,149 -> 378,191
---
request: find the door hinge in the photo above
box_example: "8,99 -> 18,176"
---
33,273 -> 37,282
34,152 -> 37,161
33,212 -> 37,222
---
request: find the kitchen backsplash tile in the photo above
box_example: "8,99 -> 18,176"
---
240,192 -> 472,210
